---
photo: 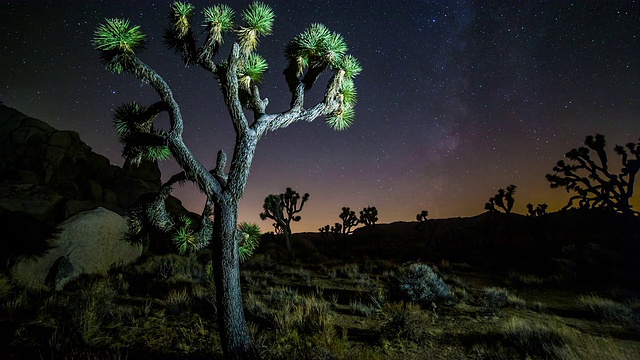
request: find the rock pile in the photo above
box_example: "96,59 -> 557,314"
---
0,105 -> 165,288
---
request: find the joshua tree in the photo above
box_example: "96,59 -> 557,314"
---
416,209 -> 429,232
339,207 -> 360,235
546,134 -> 639,216
526,203 -> 548,217
330,223 -> 342,237
92,3 -> 361,358
416,210 -> 429,223
259,187 -> 309,252
319,224 -> 331,239
359,206 -> 378,230
484,185 -> 517,214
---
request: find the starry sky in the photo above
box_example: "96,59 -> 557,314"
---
2,1 -> 640,232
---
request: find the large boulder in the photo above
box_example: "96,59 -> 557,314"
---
11,207 -> 142,290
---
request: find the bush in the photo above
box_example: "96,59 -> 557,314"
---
391,263 -> 454,306
380,301 -> 430,343
483,287 -> 510,315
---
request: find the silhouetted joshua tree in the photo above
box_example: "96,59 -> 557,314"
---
359,206 -> 378,230
319,224 -> 330,239
259,188 -> 309,252
92,3 -> 361,358
331,223 -> 342,237
546,134 -> 639,216
339,207 -> 360,235
415,209 -> 438,246
416,210 -> 429,223
526,203 -> 548,217
484,185 -> 517,214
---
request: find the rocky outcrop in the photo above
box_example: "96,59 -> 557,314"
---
11,207 -> 142,290
0,105 -> 189,288
0,104 -> 164,222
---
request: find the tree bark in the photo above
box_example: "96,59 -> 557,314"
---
284,223 -> 292,252
212,200 -> 259,359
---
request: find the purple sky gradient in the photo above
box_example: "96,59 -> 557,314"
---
2,1 -> 639,232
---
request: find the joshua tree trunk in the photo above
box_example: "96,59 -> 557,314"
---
212,201 -> 259,359
284,223 -> 292,252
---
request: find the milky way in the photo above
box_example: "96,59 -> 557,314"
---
2,1 -> 639,232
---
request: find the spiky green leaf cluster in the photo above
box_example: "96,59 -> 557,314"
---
113,102 -> 171,163
337,55 -> 362,79
326,107 -> 355,131
170,2 -> 195,39
326,76 -> 358,131
340,78 -> 357,106
173,215 -> 196,255
285,23 -> 347,76
93,18 -> 146,54
238,222 -> 261,262
114,102 -> 145,138
237,2 -> 275,54
93,18 -> 146,73
146,142 -> 172,162
203,4 -> 235,44
238,53 -> 268,88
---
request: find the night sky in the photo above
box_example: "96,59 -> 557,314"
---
2,1 -> 640,232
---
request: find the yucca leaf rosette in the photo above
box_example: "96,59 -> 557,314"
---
237,2 -> 274,54
285,23 -> 348,76
93,18 -> 146,73
170,2 -> 195,39
113,102 -> 171,164
238,53 -> 268,88
238,222 -> 261,262
203,4 -> 235,44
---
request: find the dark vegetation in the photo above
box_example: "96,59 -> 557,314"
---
2,206 -> 639,359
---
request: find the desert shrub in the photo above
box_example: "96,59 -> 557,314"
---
390,262 -> 454,306
380,301 -> 430,343
483,287 -> 509,315
577,294 -> 634,323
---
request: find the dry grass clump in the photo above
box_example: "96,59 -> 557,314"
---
499,316 -> 637,360
349,297 -> 378,317
337,263 -> 360,279
577,294 -> 634,323
501,317 -> 575,358
164,288 -> 192,314
72,277 -> 118,346
380,301 -> 431,343
266,293 -> 343,358
507,271 -> 546,288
